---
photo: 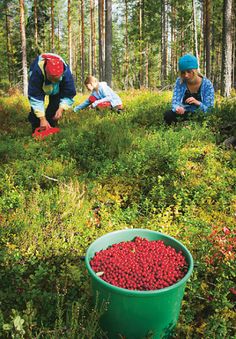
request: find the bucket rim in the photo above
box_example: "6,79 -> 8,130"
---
85,228 -> 194,296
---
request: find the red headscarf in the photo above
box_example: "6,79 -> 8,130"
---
42,54 -> 64,77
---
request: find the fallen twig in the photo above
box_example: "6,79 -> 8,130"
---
42,174 -> 59,182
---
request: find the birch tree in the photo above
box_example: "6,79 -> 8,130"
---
221,0 -> 233,96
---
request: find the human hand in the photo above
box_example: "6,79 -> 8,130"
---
53,107 -> 64,120
176,106 -> 185,115
40,117 -> 51,129
185,97 -> 200,106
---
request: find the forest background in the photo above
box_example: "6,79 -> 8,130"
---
0,0 -> 235,96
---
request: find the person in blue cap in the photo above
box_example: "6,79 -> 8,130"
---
164,54 -> 215,125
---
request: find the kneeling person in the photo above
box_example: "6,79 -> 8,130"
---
74,76 -> 123,113
28,53 -> 76,132
164,54 -> 214,125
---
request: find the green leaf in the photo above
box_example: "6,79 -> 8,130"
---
3,323 -> 12,331
13,315 -> 25,332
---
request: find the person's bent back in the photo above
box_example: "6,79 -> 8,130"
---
28,53 -> 76,132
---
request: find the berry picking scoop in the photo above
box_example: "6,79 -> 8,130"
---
32,126 -> 60,139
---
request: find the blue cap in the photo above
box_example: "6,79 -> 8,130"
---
178,54 -> 198,71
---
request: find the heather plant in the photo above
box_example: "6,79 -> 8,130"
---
0,90 -> 235,338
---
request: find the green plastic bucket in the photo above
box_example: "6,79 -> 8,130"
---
85,229 -> 193,338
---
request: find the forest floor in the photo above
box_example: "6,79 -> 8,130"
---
0,90 -> 235,338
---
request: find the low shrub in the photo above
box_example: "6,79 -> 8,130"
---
0,90 -> 235,337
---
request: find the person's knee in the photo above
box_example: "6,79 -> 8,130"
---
47,95 -> 60,115
164,110 -> 176,125
47,118 -> 57,127
112,105 -> 123,113
28,110 -> 40,131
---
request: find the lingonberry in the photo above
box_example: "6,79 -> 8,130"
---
90,237 -> 188,291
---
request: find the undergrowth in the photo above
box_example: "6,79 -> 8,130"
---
0,91 -> 235,338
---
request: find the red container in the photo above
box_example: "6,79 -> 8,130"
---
32,127 -> 60,139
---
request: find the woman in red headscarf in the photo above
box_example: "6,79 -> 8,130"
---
28,53 -> 76,132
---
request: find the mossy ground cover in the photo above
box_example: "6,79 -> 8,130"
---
0,91 -> 235,338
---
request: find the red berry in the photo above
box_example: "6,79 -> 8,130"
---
90,237 -> 188,291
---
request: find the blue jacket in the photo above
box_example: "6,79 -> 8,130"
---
172,76 -> 214,113
28,53 -> 76,118
74,82 -> 122,112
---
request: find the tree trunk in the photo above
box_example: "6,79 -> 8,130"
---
34,0 -> 38,52
19,0 -> 28,96
42,23 -> 46,51
199,1 -> 204,67
192,0 -> 199,62
58,15 -> 61,54
51,0 -> 55,52
90,0 -> 96,75
170,2 -> 177,78
93,1 -> 96,75
68,0 -> 72,70
221,0 -> 233,96
232,2 -> 235,88
145,42 -> 149,88
76,0 -> 81,87
89,1 -> 92,74
205,0 -> 211,78
124,0 -> 129,88
161,0 -> 168,86
216,46 -> 221,90
105,0 -> 112,86
5,2 -> 12,83
139,0 -> 143,88
98,0 -> 105,80
211,18 -> 215,85
180,4 -> 185,54
81,0 -> 85,89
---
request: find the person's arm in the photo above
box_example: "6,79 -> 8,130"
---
59,65 -> 76,111
28,66 -> 46,118
199,79 -> 215,113
73,98 -> 91,112
171,78 -> 184,112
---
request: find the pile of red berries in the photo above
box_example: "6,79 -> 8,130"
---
90,236 -> 188,291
